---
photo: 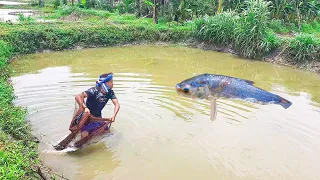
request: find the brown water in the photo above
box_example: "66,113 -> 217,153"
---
10,45 -> 320,180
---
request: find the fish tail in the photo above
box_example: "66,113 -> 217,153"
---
279,97 -> 292,109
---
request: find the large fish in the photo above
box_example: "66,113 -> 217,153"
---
176,73 -> 292,120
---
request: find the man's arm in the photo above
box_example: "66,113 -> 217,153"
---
75,92 -> 90,113
69,92 -> 89,131
110,98 -> 120,122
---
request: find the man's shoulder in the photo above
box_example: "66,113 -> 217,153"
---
108,89 -> 117,99
85,87 -> 98,96
108,89 -> 115,94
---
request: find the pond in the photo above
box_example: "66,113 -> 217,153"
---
10,45 -> 320,180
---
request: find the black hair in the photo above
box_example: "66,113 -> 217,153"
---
100,72 -> 113,78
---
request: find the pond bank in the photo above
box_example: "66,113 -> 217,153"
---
1,9 -> 320,179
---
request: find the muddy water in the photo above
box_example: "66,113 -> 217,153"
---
10,45 -> 320,180
0,8 -> 33,22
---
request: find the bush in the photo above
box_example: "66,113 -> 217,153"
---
193,12 -> 237,45
233,0 -> 273,58
0,41 -> 13,58
284,34 -> 320,63
193,0 -> 277,59
1,24 -> 190,54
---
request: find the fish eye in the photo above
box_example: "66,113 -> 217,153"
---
183,88 -> 189,93
181,83 -> 185,87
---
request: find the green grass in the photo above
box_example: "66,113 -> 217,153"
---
0,40 -> 40,179
284,34 -> 320,63
0,131 -> 39,179
193,12 -> 237,45
193,0 -> 280,59
0,22 -> 191,55
193,0 -> 320,62
269,19 -> 320,35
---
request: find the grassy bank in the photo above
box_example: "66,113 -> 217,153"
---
0,41 -> 40,179
0,23 -> 191,55
0,1 -> 320,178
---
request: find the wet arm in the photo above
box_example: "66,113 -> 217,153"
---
75,92 -> 88,109
111,99 -> 120,119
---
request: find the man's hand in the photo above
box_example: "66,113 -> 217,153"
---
110,115 -> 116,122
84,107 -> 90,114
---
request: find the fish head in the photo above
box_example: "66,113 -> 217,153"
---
176,78 -> 210,99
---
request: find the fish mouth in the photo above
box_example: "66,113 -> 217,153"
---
176,84 -> 192,96
176,84 -> 184,93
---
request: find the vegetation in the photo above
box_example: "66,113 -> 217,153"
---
0,22 -> 191,55
0,41 -> 40,179
193,0 -> 319,61
285,34 -> 320,63
0,0 -> 320,178
21,0 -> 318,62
30,0 -> 319,26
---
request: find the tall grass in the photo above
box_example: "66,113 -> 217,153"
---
269,0 -> 320,23
194,0 -> 280,59
233,0 -> 275,58
193,0 -> 320,62
193,11 -> 237,45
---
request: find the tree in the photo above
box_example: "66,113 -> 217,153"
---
136,0 -> 141,17
153,0 -> 159,23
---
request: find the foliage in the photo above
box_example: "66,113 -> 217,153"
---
233,0 -> 274,58
284,34 -> 320,63
193,11 -> 237,45
194,0 -> 281,59
0,40 -> 40,179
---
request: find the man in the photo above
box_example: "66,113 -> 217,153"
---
74,72 -> 120,139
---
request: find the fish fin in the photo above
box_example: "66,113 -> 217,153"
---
237,78 -> 254,85
210,99 -> 217,121
279,97 -> 292,109
222,75 -> 255,85
244,79 -> 254,85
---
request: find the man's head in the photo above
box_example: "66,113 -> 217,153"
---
100,73 -> 114,89
96,73 -> 114,94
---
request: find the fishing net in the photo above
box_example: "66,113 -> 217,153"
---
71,100 -> 111,147
73,100 -> 80,117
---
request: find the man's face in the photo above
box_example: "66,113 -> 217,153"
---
106,79 -> 114,89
